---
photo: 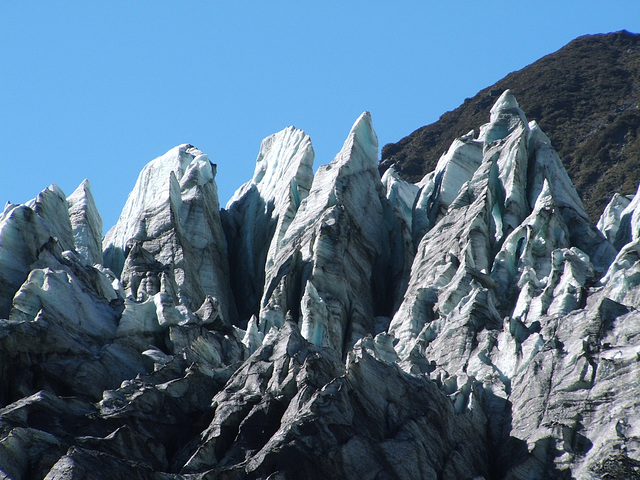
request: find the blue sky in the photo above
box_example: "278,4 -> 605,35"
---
1,2 -> 639,232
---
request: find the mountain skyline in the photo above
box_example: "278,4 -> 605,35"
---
2,87 -> 639,478
2,3 -> 640,232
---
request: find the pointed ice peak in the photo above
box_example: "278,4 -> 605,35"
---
223,125 -> 314,321
75,178 -> 91,192
528,121 -> 551,146
68,179 -> 103,265
253,127 -> 312,181
350,111 -> 377,143
103,143 -> 223,285
26,184 -> 75,252
51,183 -> 67,198
257,111 -> 391,354
489,89 -> 520,119
308,111 -> 381,209
273,111 -> 380,222
148,144 -> 211,185
25,183 -> 67,213
242,315 -> 264,354
479,90 -> 529,144
410,132 -> 483,245
532,178 -> 555,211
227,126 -> 314,208
597,193 -> 632,245
335,111 -> 379,170
380,166 -> 399,184
67,179 -> 96,211
106,144 -> 216,235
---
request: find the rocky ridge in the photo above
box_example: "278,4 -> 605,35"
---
1,92 -> 640,479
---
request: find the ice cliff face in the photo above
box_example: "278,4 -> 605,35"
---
1,92 -> 640,479
103,144 -> 235,322
252,113 -> 407,356
223,126 -> 314,325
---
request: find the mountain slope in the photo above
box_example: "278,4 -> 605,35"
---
380,30 -> 640,220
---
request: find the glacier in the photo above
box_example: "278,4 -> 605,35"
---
0,91 -> 639,479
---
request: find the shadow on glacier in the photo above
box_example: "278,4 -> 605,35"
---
483,388 -> 580,480
221,190 -> 277,328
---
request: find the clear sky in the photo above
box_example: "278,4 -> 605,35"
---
1,2 -> 639,233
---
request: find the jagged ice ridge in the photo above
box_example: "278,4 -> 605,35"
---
1,92 -> 640,479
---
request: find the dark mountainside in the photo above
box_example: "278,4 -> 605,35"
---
380,30 -> 640,220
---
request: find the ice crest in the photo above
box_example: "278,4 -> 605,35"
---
2,89 -> 640,479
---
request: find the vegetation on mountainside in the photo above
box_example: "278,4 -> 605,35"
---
380,30 -> 640,220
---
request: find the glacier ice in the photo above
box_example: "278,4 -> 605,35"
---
611,181 -> 640,250
103,144 -> 235,321
478,89 -> 529,144
67,179 -> 103,265
0,203 -> 54,318
257,112 -> 409,355
381,167 -> 419,231
223,126 -> 314,324
25,184 -> 75,253
1,92 -> 640,479
411,131 -> 483,246
597,192 -> 632,245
